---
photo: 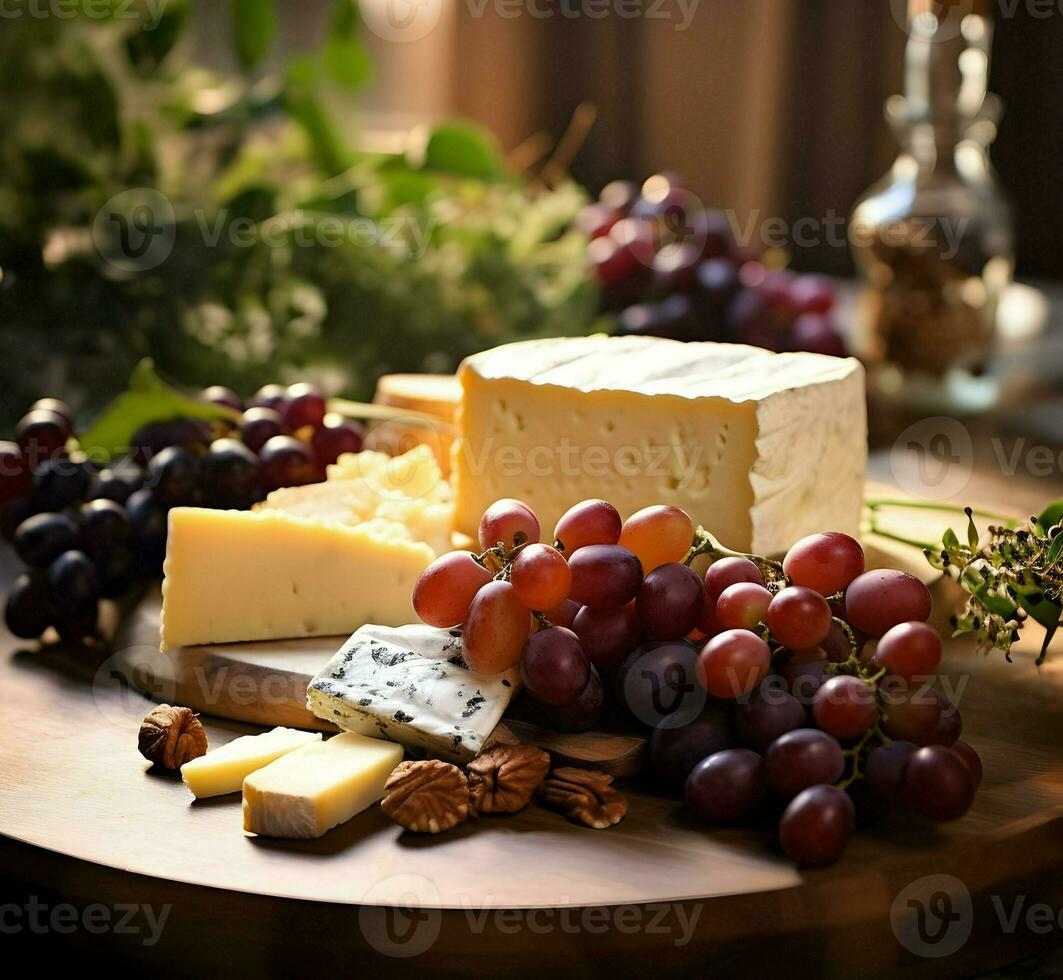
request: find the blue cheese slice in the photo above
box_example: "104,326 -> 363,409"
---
306,624 -> 520,763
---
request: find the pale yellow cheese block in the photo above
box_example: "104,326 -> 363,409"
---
453,336 -> 866,555
242,732 -> 404,839
181,727 -> 321,800
160,508 -> 434,650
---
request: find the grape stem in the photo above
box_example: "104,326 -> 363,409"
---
683,527 -> 785,584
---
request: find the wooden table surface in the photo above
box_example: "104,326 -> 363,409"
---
3,455 -> 1063,977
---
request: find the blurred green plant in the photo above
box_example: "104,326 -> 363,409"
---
0,0 -> 595,427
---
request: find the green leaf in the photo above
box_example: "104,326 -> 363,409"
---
962,569 -> 1018,619
283,56 -> 350,175
324,0 -> 373,89
79,360 -> 238,461
1039,499 -> 1063,530
942,527 -> 960,552
232,0 -> 276,70
1012,583 -> 1062,632
125,0 -> 190,76
412,120 -> 507,181
966,509 -> 980,551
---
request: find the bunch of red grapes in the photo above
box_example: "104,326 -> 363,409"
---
580,173 -> 846,357
413,497 -> 982,868
2,384 -> 364,643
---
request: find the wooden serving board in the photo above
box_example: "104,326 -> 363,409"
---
113,537 -> 933,776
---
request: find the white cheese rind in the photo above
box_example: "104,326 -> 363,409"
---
307,624 -> 520,763
453,336 -> 866,554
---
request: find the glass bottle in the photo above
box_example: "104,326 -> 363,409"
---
849,6 -> 1013,413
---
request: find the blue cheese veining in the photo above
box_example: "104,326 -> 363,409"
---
306,624 -> 520,763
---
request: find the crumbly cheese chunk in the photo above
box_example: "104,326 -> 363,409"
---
181,727 -> 321,799
242,732 -> 403,839
307,624 -> 520,763
452,335 -> 866,554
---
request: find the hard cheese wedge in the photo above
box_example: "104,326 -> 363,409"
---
181,727 -> 321,799
160,509 -> 434,650
453,336 -> 866,555
307,624 -> 520,764
242,731 -> 403,839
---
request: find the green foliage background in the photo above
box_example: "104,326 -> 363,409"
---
0,0 -> 596,427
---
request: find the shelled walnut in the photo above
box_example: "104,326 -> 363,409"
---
138,704 -> 207,770
381,760 -> 470,834
467,744 -> 550,814
539,767 -> 628,829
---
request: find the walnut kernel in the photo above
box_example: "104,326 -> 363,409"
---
467,744 -> 550,814
138,704 -> 208,770
538,767 -> 628,829
381,760 -> 470,834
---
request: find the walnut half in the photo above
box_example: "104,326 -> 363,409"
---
467,744 -> 550,814
138,704 -> 207,770
381,760 -> 470,834
538,767 -> 628,830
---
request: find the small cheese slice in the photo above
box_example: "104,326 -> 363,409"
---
452,335 -> 867,555
242,731 -> 403,839
307,624 -> 520,763
180,727 -> 321,799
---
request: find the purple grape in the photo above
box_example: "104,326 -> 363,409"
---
520,626 -> 590,706
764,728 -> 845,798
649,701 -> 736,787
685,748 -> 765,822
284,383 -> 327,430
734,688 -> 808,752
536,666 -> 604,733
779,785 -> 854,867
201,385 -> 243,412
240,407 -> 287,454
617,640 -> 705,730
636,561 -> 705,639
258,436 -> 320,490
569,544 -> 643,608
572,603 -> 643,672
792,313 -> 845,357
864,740 -> 915,802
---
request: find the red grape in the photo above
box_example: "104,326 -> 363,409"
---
520,626 -> 590,706
685,749 -> 766,823
649,702 -> 736,787
927,689 -> 962,745
789,275 -> 835,313
734,688 -> 807,752
510,543 -> 571,612
251,383 -> 289,413
588,235 -> 639,287
618,505 -> 693,572
536,666 -> 604,733
950,740 -> 983,786
792,314 -> 846,357
779,785 -> 854,867
821,619 -> 859,663
812,675 -> 878,739
201,385 -> 242,411
543,598 -> 580,630
618,640 -> 705,729
576,202 -> 621,240
0,441 -> 30,504
553,499 -> 622,554
865,740 -> 915,801
479,498 -> 540,551
29,397 -> 74,425
766,586 -> 832,650
16,409 -> 70,467
784,652 -> 829,703
240,407 -> 287,454
880,677 -> 941,744
902,745 -> 976,821
599,179 -> 639,214
704,556 -> 763,602
696,629 -> 771,700
715,582 -> 773,631
844,569 -> 932,637
764,728 -> 845,798
463,581 -> 532,674
5,572 -> 52,639
259,435 -> 320,489
568,544 -> 643,608
782,532 -> 864,596
285,382 -> 327,430
413,551 -> 493,628
572,603 -> 642,670
636,562 -> 705,639
696,592 -> 725,639
873,622 -> 942,681
311,415 -> 364,467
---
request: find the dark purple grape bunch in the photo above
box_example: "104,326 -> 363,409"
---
578,173 -> 845,355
